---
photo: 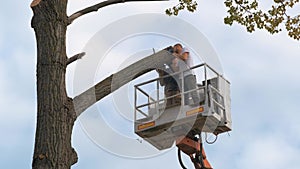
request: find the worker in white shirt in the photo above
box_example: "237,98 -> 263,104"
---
172,47 -> 199,105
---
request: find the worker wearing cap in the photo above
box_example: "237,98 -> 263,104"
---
174,47 -> 200,105
156,44 -> 183,107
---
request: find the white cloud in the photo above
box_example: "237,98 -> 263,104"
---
72,119 -> 184,169
71,1 -> 300,168
0,51 -> 36,168
2,0 -> 300,169
66,0 -> 171,55
0,15 -> 3,49
0,46 -> 36,131
237,135 -> 300,169
0,2 -> 36,168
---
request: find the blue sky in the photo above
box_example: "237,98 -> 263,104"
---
1,0 -> 300,169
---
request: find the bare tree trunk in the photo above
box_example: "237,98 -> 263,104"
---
31,1 -> 78,168
30,0 -> 171,168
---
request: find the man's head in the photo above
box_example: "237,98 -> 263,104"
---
173,43 -> 183,54
181,47 -> 189,61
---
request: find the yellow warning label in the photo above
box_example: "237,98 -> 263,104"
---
138,121 -> 155,130
186,107 -> 204,116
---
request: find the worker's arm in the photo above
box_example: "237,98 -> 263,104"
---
156,69 -> 165,86
170,57 -> 179,72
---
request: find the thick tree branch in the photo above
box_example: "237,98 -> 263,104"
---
67,52 -> 86,65
67,0 -> 168,25
73,50 -> 174,116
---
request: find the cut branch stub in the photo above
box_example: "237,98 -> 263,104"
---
31,0 -> 41,7
67,52 -> 86,65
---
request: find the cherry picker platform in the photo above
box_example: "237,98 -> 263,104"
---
133,56 -> 231,168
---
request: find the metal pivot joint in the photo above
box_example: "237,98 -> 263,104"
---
176,134 -> 213,169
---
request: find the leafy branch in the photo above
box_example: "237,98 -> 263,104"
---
224,0 -> 300,40
165,0 -> 197,15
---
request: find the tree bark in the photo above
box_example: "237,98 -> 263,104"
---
73,50 -> 175,116
31,1 -> 77,169
30,0 -> 173,168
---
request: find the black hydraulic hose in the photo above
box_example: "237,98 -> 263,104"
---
197,143 -> 205,168
178,148 -> 187,169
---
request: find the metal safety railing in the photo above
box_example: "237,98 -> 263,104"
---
134,63 -> 225,121
209,85 -> 225,116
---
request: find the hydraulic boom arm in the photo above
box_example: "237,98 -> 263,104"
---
176,134 -> 212,169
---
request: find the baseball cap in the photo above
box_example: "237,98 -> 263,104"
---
181,47 -> 190,54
